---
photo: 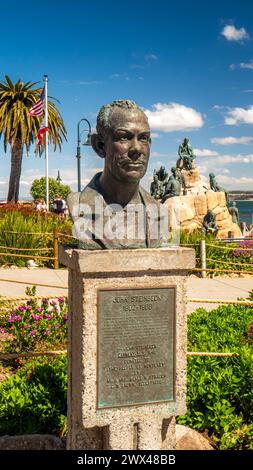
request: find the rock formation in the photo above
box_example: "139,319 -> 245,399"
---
159,139 -> 242,238
164,190 -> 242,238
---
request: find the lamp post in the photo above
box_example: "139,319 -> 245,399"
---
76,118 -> 92,192
56,170 -> 62,183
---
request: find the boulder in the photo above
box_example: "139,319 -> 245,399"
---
194,194 -> 207,216
217,191 -> 226,207
0,434 -> 65,450
164,190 -> 242,238
164,195 -> 196,224
215,209 -> 230,221
206,190 -> 219,210
217,222 -> 242,239
175,425 -> 214,450
181,168 -> 202,189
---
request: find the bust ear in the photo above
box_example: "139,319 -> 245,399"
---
91,133 -> 105,159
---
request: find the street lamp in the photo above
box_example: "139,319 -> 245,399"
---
56,170 -> 62,183
76,118 -> 92,192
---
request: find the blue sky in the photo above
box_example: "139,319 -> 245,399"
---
1,0 -> 253,198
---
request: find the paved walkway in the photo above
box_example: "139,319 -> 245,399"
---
0,268 -> 68,299
0,268 -> 252,310
187,275 -> 253,313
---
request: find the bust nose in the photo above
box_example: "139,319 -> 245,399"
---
128,137 -> 142,160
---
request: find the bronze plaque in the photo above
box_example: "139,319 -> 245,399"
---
97,287 -> 175,409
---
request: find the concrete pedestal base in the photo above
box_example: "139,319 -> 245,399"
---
59,246 -> 195,450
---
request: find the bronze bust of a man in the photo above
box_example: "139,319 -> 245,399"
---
67,99 -> 168,249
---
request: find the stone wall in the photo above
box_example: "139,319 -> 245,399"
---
164,190 -> 242,238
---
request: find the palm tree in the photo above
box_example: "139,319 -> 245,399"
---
0,75 -> 67,202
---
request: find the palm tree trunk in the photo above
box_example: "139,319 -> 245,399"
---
7,139 -> 23,203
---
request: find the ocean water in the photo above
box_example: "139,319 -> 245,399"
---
235,200 -> 253,226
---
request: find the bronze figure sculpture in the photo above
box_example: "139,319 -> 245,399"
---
177,138 -> 196,171
150,174 -> 164,200
162,167 -> 182,202
209,173 -> 229,202
228,201 -> 239,224
202,209 -> 219,236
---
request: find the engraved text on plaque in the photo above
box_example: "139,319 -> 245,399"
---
97,287 -> 175,409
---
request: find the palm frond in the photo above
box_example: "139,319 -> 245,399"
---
0,76 -> 67,151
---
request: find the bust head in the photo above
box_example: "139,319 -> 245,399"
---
91,99 -> 151,185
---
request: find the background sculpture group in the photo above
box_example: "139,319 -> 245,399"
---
150,138 -> 240,234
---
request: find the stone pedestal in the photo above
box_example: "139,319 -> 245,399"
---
59,246 -> 195,450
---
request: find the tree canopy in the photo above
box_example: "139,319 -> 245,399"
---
30,177 -> 71,203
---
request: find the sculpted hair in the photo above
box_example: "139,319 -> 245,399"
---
96,99 -> 143,137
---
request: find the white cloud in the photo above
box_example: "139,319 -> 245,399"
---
150,151 -> 168,158
225,106 -> 253,125
109,73 -> 130,80
230,60 -> 253,70
151,133 -> 160,139
219,154 -> 253,163
211,136 -> 253,145
145,54 -> 158,62
199,153 -> 253,164
239,60 -> 253,70
194,148 -> 219,157
216,175 -> 253,188
212,105 -> 225,110
144,103 -> 204,132
221,25 -> 249,42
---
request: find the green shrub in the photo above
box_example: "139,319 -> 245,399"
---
0,207 -> 72,266
180,229 -> 253,274
0,356 -> 67,436
177,300 -> 253,449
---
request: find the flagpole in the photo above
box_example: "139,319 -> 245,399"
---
44,75 -> 49,211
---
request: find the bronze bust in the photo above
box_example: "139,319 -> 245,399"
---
67,100 -> 168,249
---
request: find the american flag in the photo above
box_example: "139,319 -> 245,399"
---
29,87 -> 45,116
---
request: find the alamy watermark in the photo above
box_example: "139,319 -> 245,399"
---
71,195 -> 181,246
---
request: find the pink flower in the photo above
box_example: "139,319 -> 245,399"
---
43,329 -> 50,335
19,306 -> 25,312
0,328 -> 6,333
35,315 -> 43,321
58,297 -> 65,303
31,313 -> 37,320
37,307 -> 42,313
45,314 -> 53,320
30,330 -> 36,336
55,324 -> 61,329
26,305 -> 32,310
